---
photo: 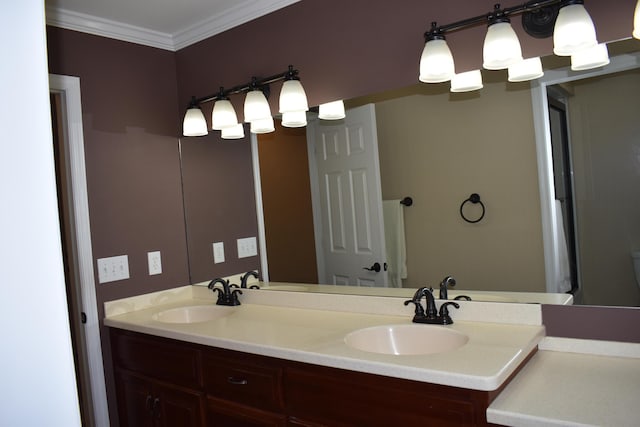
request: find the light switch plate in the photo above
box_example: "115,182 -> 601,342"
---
237,237 -> 258,258
97,255 -> 130,283
213,242 -> 225,264
147,251 -> 162,275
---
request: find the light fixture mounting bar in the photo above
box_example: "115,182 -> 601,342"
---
189,66 -> 300,107
425,0 -> 563,38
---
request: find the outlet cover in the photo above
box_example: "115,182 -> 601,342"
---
237,237 -> 258,258
147,251 -> 162,275
213,242 -> 225,264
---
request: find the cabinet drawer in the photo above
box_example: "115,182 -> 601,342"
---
111,329 -> 202,389
206,396 -> 286,427
202,352 -> 283,412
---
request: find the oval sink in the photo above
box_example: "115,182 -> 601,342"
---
344,324 -> 469,355
152,305 -> 235,324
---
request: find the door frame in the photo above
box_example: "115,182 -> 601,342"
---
530,50 -> 640,296
49,74 -> 110,426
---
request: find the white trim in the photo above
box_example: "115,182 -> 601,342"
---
49,74 -> 110,427
45,6 -> 174,51
45,0 -> 301,51
305,118 -> 327,284
531,51 -> 640,295
251,133 -> 270,282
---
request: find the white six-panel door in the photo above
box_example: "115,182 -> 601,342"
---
311,104 -> 388,286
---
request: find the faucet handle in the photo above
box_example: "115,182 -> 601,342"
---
438,302 -> 460,325
404,299 -> 425,317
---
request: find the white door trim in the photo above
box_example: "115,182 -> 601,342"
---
250,132 -> 270,282
530,51 -> 640,295
49,74 -> 110,427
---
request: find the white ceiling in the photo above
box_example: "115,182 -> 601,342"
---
45,0 -> 301,51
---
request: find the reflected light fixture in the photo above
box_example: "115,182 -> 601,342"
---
182,65 -> 314,137
450,70 -> 483,92
508,57 -> 544,82
483,8 -> 523,70
419,23 -> 455,83
634,0 -> 640,39
319,100 -> 346,120
221,123 -> 245,139
182,97 -> 208,137
553,0 -> 598,56
571,43 -> 610,70
281,111 -> 307,128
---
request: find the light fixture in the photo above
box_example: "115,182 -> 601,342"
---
211,89 -> 238,130
182,65 -> 308,137
319,100 -> 346,120
221,123 -> 245,139
281,111 -> 307,128
419,23 -> 455,83
450,70 -> 483,92
633,0 -> 640,39
508,57 -> 544,82
553,0 -> 598,56
182,97 -> 208,137
250,117 -> 275,134
571,43 -> 610,70
483,8 -> 523,70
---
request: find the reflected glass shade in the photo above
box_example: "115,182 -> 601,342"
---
450,70 -> 483,92
571,43 -> 610,71
483,21 -> 523,70
250,116 -> 275,134
281,111 -> 307,128
508,57 -> 544,82
221,123 -> 245,139
211,99 -> 238,130
634,0 -> 640,39
318,100 -> 346,120
553,2 -> 597,56
279,79 -> 309,113
419,38 -> 455,83
182,106 -> 208,137
244,90 -> 272,123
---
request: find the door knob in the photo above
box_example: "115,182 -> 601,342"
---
363,262 -> 382,273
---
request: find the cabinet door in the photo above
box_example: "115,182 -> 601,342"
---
205,396 -> 286,427
115,370 -> 155,427
155,381 -> 205,427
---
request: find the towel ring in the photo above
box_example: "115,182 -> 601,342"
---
460,193 -> 485,223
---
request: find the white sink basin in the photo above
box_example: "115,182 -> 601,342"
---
344,324 -> 469,355
152,305 -> 235,324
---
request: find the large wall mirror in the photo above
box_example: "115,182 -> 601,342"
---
182,38 -> 640,307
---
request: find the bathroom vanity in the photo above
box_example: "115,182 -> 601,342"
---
105,285 -> 545,426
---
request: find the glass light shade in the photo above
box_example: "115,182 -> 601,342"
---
318,100 -> 346,120
482,21 -> 523,70
553,2 -> 597,56
221,123 -> 245,139
571,43 -> 610,71
508,57 -> 544,82
244,90 -> 271,123
250,116 -> 275,134
450,70 -> 483,92
634,0 -> 640,39
281,111 -> 307,128
182,106 -> 208,136
279,79 -> 309,113
211,99 -> 238,130
419,38 -> 455,83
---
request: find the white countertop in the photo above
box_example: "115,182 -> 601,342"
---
487,337 -> 640,427
104,285 -> 544,391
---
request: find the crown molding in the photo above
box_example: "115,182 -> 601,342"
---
45,6 -> 175,51
45,0 -> 301,52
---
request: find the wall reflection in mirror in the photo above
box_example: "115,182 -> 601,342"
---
182,38 -> 640,307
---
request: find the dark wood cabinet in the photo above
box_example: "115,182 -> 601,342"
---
110,328 -> 516,427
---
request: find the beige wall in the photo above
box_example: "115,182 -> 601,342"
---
370,79 -> 546,292
568,69 -> 640,306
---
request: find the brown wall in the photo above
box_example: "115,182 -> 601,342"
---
257,121 -> 318,283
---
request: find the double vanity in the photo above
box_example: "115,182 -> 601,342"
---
104,282 -> 639,426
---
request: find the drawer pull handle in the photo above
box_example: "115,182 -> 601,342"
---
227,376 -> 248,385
